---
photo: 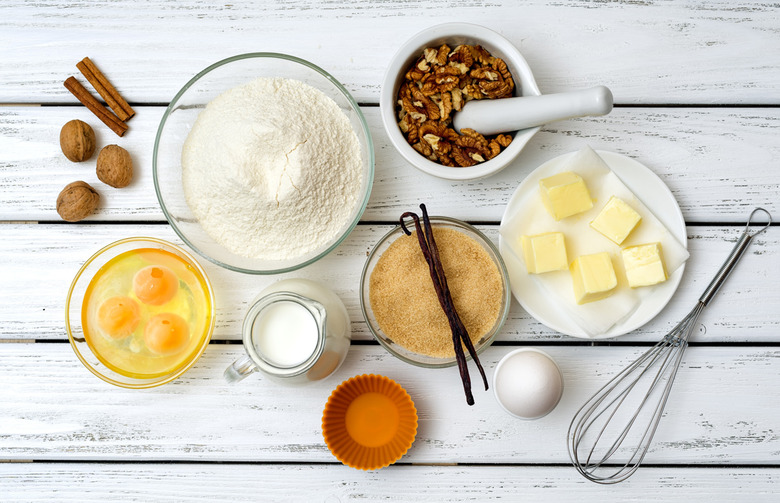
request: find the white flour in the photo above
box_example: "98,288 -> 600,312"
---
181,77 -> 363,260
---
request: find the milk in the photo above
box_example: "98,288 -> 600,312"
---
252,300 -> 319,367
225,279 -> 352,384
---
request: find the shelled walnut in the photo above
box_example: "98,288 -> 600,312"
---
396,44 -> 515,167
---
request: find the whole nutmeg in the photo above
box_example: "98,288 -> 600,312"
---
96,145 -> 133,188
60,120 -> 96,162
56,181 -> 100,222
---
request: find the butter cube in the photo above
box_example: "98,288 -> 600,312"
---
570,252 -> 618,304
622,243 -> 668,288
521,232 -> 568,274
590,196 -> 642,245
539,171 -> 593,220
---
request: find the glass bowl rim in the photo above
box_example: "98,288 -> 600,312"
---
65,236 -> 217,389
153,52 -> 375,275
359,215 -> 511,368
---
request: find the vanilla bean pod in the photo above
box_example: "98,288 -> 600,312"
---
419,204 -> 489,392
400,211 -> 473,404
400,204 -> 487,405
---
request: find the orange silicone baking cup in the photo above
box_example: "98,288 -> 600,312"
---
322,374 -> 418,470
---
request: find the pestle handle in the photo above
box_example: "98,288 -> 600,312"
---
452,85 -> 613,136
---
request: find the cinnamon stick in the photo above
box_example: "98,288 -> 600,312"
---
64,76 -> 128,137
76,57 -> 135,121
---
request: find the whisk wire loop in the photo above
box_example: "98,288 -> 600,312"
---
568,304 -> 703,483
581,341 -> 671,467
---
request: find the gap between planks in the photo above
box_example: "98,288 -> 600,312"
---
5,220 -> 778,227
15,339 -> 780,348
2,459 -> 779,469
4,103 -> 780,108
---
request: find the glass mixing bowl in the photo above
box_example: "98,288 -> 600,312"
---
154,53 -> 374,274
65,237 -> 216,389
360,216 -> 511,368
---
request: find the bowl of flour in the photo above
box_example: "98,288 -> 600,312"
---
154,53 -> 374,274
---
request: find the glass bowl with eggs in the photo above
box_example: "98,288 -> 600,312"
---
65,237 -> 216,389
154,53 -> 375,275
360,216 -> 512,368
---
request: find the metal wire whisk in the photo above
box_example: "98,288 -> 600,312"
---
567,207 -> 772,484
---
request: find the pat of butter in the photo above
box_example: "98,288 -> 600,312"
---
539,171 -> 593,221
570,252 -> 617,304
622,242 -> 668,288
521,232 -> 568,274
590,196 -> 642,245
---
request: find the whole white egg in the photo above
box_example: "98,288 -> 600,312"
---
493,348 -> 564,419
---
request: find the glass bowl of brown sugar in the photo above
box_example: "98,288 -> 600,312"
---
360,216 -> 511,368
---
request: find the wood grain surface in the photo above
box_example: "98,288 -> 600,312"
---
1,344 -> 778,463
1,224 -> 776,343
2,107 -> 778,223
0,1 -> 778,104
1,464 -> 778,502
1,0 -> 778,500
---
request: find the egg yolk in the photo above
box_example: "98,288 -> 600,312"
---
144,313 -> 189,355
133,265 -> 178,306
97,296 -> 140,338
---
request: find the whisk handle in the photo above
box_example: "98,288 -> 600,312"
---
699,208 -> 772,306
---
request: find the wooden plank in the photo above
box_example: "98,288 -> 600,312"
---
1,106 -> 778,223
1,344 -> 778,463
0,464 -> 778,502
0,1 -> 778,104
1,223 -> 776,343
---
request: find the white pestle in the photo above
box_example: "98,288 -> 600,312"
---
452,86 -> 614,136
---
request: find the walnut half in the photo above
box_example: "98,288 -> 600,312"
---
395,43 -> 516,168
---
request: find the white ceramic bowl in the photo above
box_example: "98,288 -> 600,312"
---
380,23 -> 541,181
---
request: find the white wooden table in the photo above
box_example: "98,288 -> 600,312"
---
1,1 -> 779,501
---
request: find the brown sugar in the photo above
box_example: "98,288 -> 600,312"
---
369,227 -> 503,358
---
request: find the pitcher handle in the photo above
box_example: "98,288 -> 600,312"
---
224,354 -> 257,384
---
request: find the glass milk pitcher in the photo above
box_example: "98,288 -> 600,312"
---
224,279 -> 351,384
